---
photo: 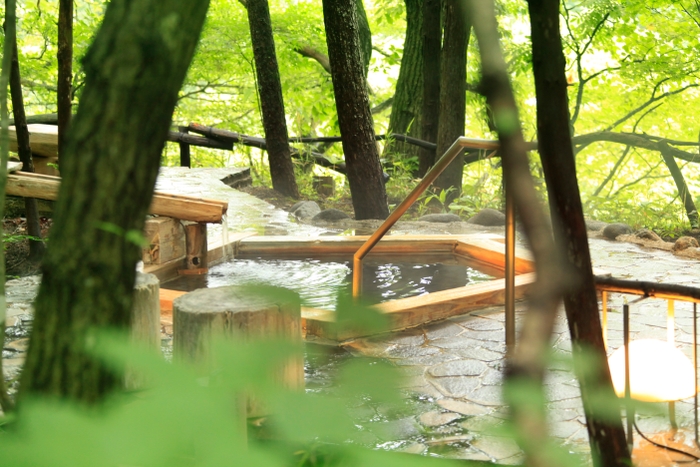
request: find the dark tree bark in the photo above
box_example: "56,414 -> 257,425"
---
18,0 -> 210,404
417,0 -> 441,176
433,0 -> 470,202
528,0 -> 631,466
383,0 -> 423,164
247,0 -> 299,198
660,145 -> 699,228
0,0 -> 17,416
322,0 -> 389,220
355,0 -> 372,76
9,40 -> 45,262
57,0 -> 73,157
466,0 -> 571,465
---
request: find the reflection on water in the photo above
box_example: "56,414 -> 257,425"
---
164,259 -> 494,310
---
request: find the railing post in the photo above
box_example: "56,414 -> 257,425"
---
505,177 -> 516,356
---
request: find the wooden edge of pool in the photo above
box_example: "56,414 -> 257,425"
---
159,233 -> 537,342
301,272 -> 536,342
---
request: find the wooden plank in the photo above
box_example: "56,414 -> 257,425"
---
236,235 -> 459,259
142,217 -> 186,265
454,237 -> 535,274
303,272 -> 536,341
6,171 -> 229,223
159,288 -> 187,315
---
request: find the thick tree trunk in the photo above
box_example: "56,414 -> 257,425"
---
247,0 -> 299,198
528,1 -> 631,466
18,0 -> 210,404
322,0 -> 389,220
660,146 -> 699,228
57,0 -> 73,158
9,40 -> 45,262
417,0 -> 441,176
433,0 -> 469,202
384,0 -> 423,164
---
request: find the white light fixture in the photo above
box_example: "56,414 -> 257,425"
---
607,339 -> 695,402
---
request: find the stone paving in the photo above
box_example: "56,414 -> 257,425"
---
4,168 -> 700,465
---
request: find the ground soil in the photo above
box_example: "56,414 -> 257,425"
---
3,217 -> 52,278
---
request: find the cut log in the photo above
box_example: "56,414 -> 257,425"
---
126,273 -> 161,388
6,171 -> 229,223
131,272 -> 161,349
173,286 -> 303,416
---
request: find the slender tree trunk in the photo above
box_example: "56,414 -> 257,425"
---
247,0 -> 299,198
433,0 -> 470,202
9,40 -> 45,262
0,0 -> 17,416
57,0 -> 73,158
528,1 -> 631,466
18,0 -> 210,404
322,0 -> 389,220
384,0 -> 423,165
466,0 -> 571,466
355,0 -> 372,76
417,0 -> 441,176
660,145 -> 699,228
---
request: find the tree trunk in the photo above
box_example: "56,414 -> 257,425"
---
9,40 -> 45,262
383,0 -> 423,165
18,0 -> 210,404
660,145 -> 699,228
433,0 -> 469,203
247,0 -> 299,198
57,0 -> 73,158
0,0 -> 17,416
466,0 -> 571,465
322,0 -> 389,220
527,0 -> 631,465
417,0 -> 441,176
355,0 -> 372,76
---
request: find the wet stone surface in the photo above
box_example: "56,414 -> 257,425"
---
4,176 -> 700,463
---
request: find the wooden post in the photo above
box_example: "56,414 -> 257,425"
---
173,286 -> 303,416
181,222 -> 207,274
179,125 -> 191,168
126,272 -> 161,388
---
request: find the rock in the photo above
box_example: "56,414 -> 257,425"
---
3,337 -> 29,353
419,411 -> 461,427
437,399 -> 490,416
602,223 -> 632,240
466,208 -> 505,226
633,228 -> 662,242
418,213 -> 462,223
312,208 -> 350,221
585,220 -> 608,231
429,359 -> 487,377
673,236 -> 700,252
289,201 -> 321,220
399,443 -> 427,455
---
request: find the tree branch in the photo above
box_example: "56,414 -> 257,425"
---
294,45 -> 331,74
603,81 -> 700,132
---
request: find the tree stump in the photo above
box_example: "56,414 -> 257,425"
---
131,273 -> 161,348
173,285 -> 303,413
126,272 -> 161,388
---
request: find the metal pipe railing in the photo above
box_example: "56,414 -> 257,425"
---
352,137 -> 502,297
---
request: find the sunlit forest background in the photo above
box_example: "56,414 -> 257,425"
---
11,0 -> 700,235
